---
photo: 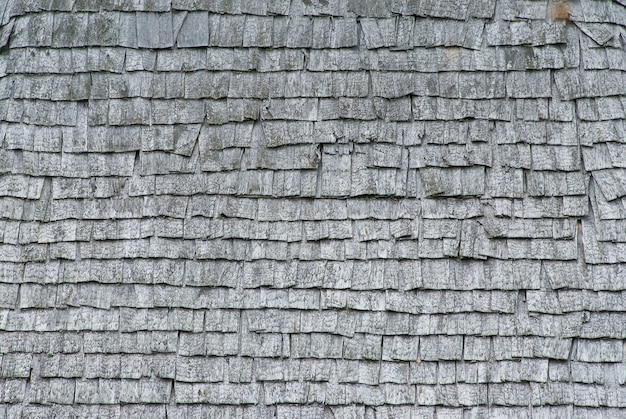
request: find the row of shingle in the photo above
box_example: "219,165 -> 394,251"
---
6,12 -> 573,50
3,379 -> 625,407
298,44 -> 580,73
0,259 -> 580,286
8,310 -> 612,347
116,333 -> 620,359
2,99 -> 623,131
0,236 -> 583,262
0,177 -> 594,212
2,379 -> 625,407
0,233 -> 605,265
6,69 -> 624,100
0,308 -> 625,344
5,0 -> 499,18
4,353 -> 625,385
2,286 -> 626,331
10,13 -> 359,50
1,304 -> 623,352
2,257 -> 625,293
0,170 -> 584,203
200,147 -> 581,173
0,162 -> 591,191
246,311 -> 626,340
15,280 -> 626,314
13,300 -> 626,339
1,377 -> 170,404
9,120 -> 616,153
0,314 -> 622,352
4,257 -> 623,289
0,0 -> 440,18
2,125 -> 201,155
0,150 -> 137,176
1,235 -> 600,264
9,218 -> 399,243
2,356 -> 625,388
9,0 -> 626,21
0,196 -> 588,223
0,214 -> 558,245
4,118 -> 622,154
5,285 -> 626,314
1,43 -> 587,76
0,282 -> 519,312
1,217 -> 581,246
4,404 -> 626,419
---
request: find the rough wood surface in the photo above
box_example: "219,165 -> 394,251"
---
1,0 -> 626,417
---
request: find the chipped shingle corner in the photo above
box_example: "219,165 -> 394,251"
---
0,0 -> 625,416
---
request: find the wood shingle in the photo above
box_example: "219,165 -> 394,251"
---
1,0 -> 625,415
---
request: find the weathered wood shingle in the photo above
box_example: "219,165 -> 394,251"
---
1,0 -> 626,415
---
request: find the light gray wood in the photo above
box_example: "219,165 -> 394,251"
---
2,1 -> 626,414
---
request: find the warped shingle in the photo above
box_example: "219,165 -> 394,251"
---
593,169 -> 626,201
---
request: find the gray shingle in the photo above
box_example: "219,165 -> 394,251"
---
575,340 -> 623,363
175,357 -> 224,383
176,11 -> 209,47
419,0 -> 470,20
3,2 -> 626,415
295,0 -> 346,16
507,71 -> 552,98
52,13 -> 89,47
420,336 -> 463,361
285,16 -> 312,48
371,72 -> 413,99
262,121 -> 313,148
419,167 -> 485,197
575,22 -> 617,46
10,13 -> 53,48
264,382 -> 309,404
526,171 -> 587,197
0,18 -> 14,49
87,12 -> 119,46
359,18 -> 393,50
413,19 -> 484,50
155,49 -> 205,72
175,383 -> 260,404
330,17 -> 358,48
346,0 -> 390,17
318,97 -> 377,120
593,169 -> 626,201
243,16 -> 273,47
116,12 -> 138,47
137,13 -> 174,49
420,197 -> 482,219
261,98 -> 318,121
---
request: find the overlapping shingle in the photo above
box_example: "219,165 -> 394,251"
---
1,0 -> 626,415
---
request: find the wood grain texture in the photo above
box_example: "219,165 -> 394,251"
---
0,0 -> 626,415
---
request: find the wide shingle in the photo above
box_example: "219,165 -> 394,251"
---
136,13 -> 173,49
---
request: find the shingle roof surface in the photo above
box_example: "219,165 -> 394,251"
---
1,0 -> 626,417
